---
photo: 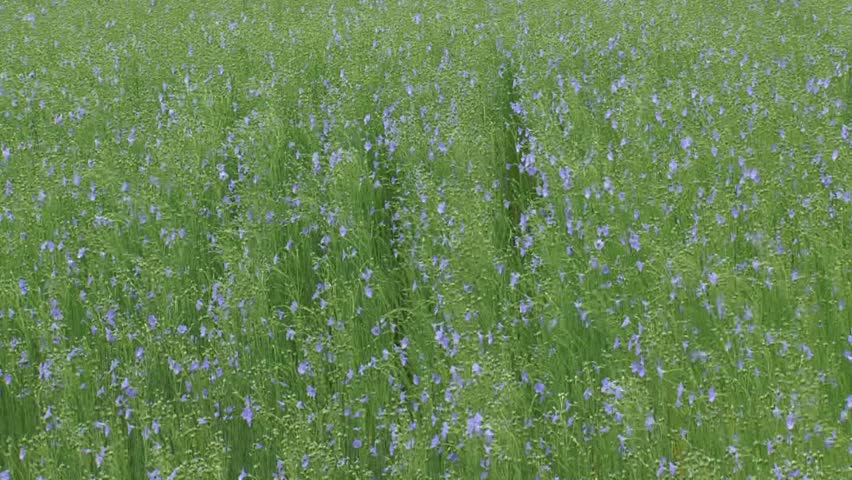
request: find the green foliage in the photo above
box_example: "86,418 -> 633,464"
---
0,0 -> 848,479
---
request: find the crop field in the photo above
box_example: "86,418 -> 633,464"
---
0,0 -> 849,478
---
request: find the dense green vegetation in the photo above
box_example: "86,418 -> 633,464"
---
0,0 -> 849,478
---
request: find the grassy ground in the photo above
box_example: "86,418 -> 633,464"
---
0,0 -> 849,478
